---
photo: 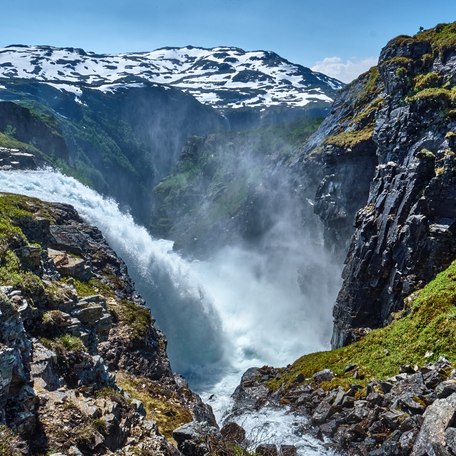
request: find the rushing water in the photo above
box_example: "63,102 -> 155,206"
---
0,168 -> 340,455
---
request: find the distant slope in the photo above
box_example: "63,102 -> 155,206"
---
0,45 -> 343,111
0,80 -> 225,226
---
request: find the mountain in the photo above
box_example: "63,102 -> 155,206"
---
0,44 -> 343,111
0,44 -> 343,225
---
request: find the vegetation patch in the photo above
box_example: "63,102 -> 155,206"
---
73,277 -> 114,298
107,298 -> 151,342
116,372 -> 192,441
413,72 -> 442,92
355,67 -> 381,107
324,127 -> 373,149
0,425 -> 24,456
418,22 -> 456,54
407,87 -> 456,108
349,97 -> 383,127
0,132 -> 42,155
41,334 -> 86,353
267,260 -> 456,392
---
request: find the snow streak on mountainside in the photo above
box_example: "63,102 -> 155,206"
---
0,45 -> 343,109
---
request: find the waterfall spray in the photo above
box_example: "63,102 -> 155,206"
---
0,168 -> 340,385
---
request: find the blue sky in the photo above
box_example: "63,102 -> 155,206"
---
2,0 -> 455,81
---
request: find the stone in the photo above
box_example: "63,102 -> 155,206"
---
399,429 -> 419,453
220,422 -> 245,443
319,419 -> 338,437
411,393 -> 456,455
312,400 -> 335,424
48,248 -> 92,280
173,421 -> 219,447
444,427 -> 456,453
72,304 -> 104,324
313,369 -> 334,383
255,444 -> 278,455
131,399 -> 146,416
398,394 -> 426,415
436,380 -> 456,399
381,410 -> 409,430
280,445 -> 297,456
30,343 -> 60,390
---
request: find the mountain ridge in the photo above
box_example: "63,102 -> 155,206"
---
0,44 -> 343,111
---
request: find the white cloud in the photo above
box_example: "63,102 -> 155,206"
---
311,56 -> 378,83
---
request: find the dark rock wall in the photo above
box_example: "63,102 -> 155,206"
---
296,24 -> 456,347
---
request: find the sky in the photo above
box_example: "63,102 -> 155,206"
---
1,0 -> 455,82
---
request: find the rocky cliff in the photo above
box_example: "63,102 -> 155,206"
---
231,255 -> 456,455
294,22 -> 456,347
0,193 -> 214,455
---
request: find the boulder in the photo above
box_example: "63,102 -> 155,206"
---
313,369 -> 334,383
436,380 -> 456,399
220,422 -> 246,443
280,445 -> 297,456
411,393 -> 456,455
255,444 -> 278,455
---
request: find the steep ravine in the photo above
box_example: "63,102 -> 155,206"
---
0,167 -> 341,455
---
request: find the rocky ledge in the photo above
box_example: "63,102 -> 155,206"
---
233,360 -> 456,455
0,147 -> 41,171
229,257 -> 456,455
0,193 -> 214,455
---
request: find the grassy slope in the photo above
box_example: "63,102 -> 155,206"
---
268,260 -> 456,392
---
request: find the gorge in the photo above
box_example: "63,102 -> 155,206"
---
0,20 -> 455,456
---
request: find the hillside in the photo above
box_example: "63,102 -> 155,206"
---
0,193 -> 215,455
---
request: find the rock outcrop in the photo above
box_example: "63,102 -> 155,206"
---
0,193 -> 215,455
295,22 -> 456,346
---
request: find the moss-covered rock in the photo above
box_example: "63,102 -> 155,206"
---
0,194 -> 212,455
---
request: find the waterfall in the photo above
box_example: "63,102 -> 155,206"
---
0,168 -> 228,377
0,167 -> 342,381
0,167 -> 341,454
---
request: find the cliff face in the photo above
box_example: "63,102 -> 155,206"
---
297,22 -> 456,347
0,193 -> 214,455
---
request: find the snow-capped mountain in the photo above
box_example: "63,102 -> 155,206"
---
0,44 -> 343,110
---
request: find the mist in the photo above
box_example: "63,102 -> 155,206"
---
0,165 -> 341,392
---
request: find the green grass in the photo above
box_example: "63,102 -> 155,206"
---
268,260 -> 456,392
41,334 -> 86,353
407,87 -> 456,108
413,72 -> 442,92
116,372 -> 192,441
73,277 -> 114,298
418,22 -> 456,54
0,131 -> 42,155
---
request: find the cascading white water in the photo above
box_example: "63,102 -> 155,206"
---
0,168 -> 340,455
